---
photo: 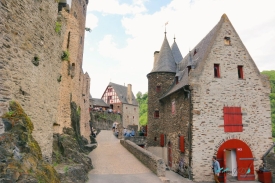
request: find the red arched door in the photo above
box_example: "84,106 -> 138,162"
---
168,141 -> 172,168
216,139 -> 255,182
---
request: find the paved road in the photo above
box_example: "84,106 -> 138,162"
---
87,130 -> 162,183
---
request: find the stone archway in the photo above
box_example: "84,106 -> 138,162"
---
216,139 -> 255,182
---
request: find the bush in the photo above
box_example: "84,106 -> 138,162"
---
61,50 -> 69,61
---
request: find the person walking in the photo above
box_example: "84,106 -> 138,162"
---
212,156 -> 220,183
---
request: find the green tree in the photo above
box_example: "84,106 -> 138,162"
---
136,92 -> 148,126
261,70 -> 275,137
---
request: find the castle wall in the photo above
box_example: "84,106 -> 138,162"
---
55,0 -> 90,141
190,19 -> 273,181
0,0 -> 91,161
0,0 -> 64,161
160,90 -> 191,171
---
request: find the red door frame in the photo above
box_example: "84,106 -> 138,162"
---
223,150 -> 227,183
168,141 -> 172,168
217,139 -> 255,182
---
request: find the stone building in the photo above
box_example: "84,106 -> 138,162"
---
0,0 -> 91,161
100,82 -> 139,128
146,14 -> 273,182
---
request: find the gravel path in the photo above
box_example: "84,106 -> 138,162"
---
87,130 -> 162,183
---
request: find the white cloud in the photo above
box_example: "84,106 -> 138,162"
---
84,0 -> 275,97
87,0 -> 147,15
85,13 -> 98,29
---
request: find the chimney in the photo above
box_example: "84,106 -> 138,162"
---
127,84 -> 132,104
153,51 -> 159,67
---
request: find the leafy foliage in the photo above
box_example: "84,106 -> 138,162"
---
136,92 -> 148,126
55,21 -> 62,34
85,27 -> 92,32
261,70 -> 275,137
61,50 -> 69,61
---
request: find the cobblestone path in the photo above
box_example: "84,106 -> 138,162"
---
87,130 -> 162,183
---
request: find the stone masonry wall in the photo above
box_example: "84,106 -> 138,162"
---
55,0 -> 90,141
120,139 -> 166,177
80,72 -> 91,140
0,0 -> 65,161
190,19 -> 273,181
161,89 -> 191,171
147,72 -> 175,146
122,103 -> 139,128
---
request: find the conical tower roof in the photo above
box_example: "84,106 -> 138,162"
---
151,34 -> 177,73
171,38 -> 183,64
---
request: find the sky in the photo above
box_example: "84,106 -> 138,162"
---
82,0 -> 275,98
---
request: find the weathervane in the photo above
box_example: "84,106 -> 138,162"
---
165,21 -> 168,35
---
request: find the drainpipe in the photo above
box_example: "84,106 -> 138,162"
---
183,85 -> 192,180
262,142 -> 275,170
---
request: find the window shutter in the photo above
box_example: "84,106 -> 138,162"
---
224,107 -> 230,132
179,136 -> 184,152
160,134 -> 164,147
234,107 -> 243,132
224,107 -> 243,132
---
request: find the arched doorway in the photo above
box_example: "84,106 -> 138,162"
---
216,139 -> 255,182
168,141 -> 172,168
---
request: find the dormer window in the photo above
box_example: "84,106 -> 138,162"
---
193,49 -> 197,56
224,37 -> 231,45
175,76 -> 179,84
187,66 -> 191,75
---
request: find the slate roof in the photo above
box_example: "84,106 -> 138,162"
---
91,98 -> 109,107
108,82 -> 138,106
160,14 -> 227,100
151,34 -> 177,73
171,39 -> 183,64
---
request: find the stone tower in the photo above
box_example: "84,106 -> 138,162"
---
147,33 -> 180,146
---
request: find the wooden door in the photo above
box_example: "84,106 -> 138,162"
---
168,142 -> 172,167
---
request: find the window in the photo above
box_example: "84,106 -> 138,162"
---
107,96 -> 112,103
67,32 -> 70,49
80,36 -> 82,44
175,76 -> 179,84
187,66 -> 191,75
133,116 -> 134,119
193,49 -> 197,56
214,64 -> 220,78
71,63 -> 75,78
108,88 -> 112,92
172,101 -> 175,114
160,134 -> 164,147
156,85 -> 161,92
154,110 -> 159,118
224,37 -> 231,45
223,107 -> 243,132
238,66 -> 244,79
